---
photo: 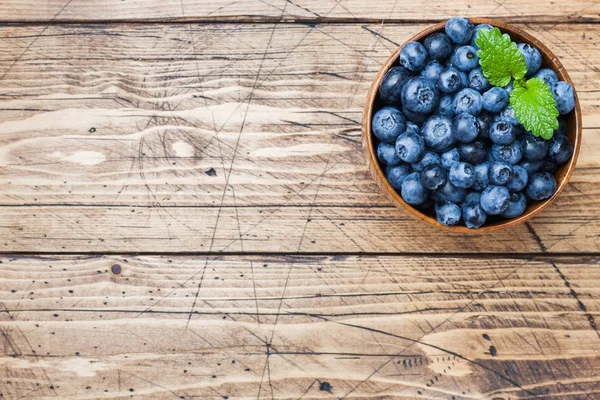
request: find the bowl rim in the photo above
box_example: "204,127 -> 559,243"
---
362,17 -> 582,233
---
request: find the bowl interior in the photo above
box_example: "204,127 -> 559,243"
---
364,18 -> 581,233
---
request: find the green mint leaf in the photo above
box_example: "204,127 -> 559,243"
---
510,78 -> 559,140
476,27 -> 528,87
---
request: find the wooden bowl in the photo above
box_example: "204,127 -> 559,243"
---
362,18 -> 582,233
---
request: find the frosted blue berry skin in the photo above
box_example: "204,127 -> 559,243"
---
437,94 -> 454,115
506,165 -> 528,192
501,192 -> 527,218
385,164 -> 412,190
451,45 -> 479,72
472,162 -> 491,191
421,61 -> 445,83
482,87 -> 509,113
377,142 -> 401,166
438,67 -> 463,94
449,162 -> 475,188
462,200 -> 487,228
477,112 -> 493,139
480,185 -> 511,215
459,140 -> 488,165
489,121 -> 516,145
423,32 -> 453,61
401,77 -> 440,114
400,41 -> 429,72
445,17 -> 474,45
453,113 -> 480,143
521,133 -> 549,161
401,172 -> 430,205
548,135 -> 574,164
453,88 -> 482,115
519,159 -> 544,176
470,24 -> 493,48
532,68 -> 558,87
435,202 -> 461,226
491,141 -> 523,165
403,108 -> 428,125
517,43 -> 542,76
379,66 -> 412,104
488,162 -> 513,186
434,180 -> 466,204
421,115 -> 456,152
420,164 -> 447,190
440,147 -> 460,170
552,81 -> 576,115
372,106 -> 406,143
526,172 -> 557,200
499,106 -> 519,125
395,132 -> 425,163
540,159 -> 558,174
412,151 -> 441,172
468,67 -> 491,92
405,122 -> 420,135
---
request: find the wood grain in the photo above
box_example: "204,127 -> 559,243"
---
0,0 -> 599,23
2,254 -> 600,399
0,23 -> 599,252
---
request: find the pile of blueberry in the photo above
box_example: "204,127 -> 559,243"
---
372,17 -> 575,228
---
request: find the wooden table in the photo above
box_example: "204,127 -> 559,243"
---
1,2 -> 599,399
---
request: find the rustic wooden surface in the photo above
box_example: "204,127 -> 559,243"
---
1,1 -> 600,399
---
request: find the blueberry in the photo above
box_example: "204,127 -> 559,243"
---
377,142 -> 401,166
434,180 -> 466,204
554,118 -> 567,137
437,94 -> 454,115
540,159 -> 558,174
526,172 -> 557,200
462,201 -> 487,228
462,191 -> 481,206
395,132 -> 425,163
468,67 -> 491,92
488,162 -> 513,185
506,165 -> 528,192
458,71 -> 469,89
504,79 -> 515,95
499,105 -> 519,125
405,121 -> 420,135
453,113 -> 480,143
412,151 -> 441,172
421,115 -> 456,152
491,141 -> 522,165
517,43 -> 542,76
445,17 -> 474,45
438,67 -> 463,94
470,24 -> 493,48
372,106 -> 406,142
401,172 -> 430,205
400,41 -> 429,72
403,108 -> 429,125
480,185 -> 511,215
435,202 -> 461,226
441,147 -> 460,170
548,135 -> 574,164
420,164 -> 447,190
518,134 -> 547,162
453,88 -> 482,115
532,68 -> 558,87
401,77 -> 440,114
385,164 -> 412,190
477,112 -> 493,139
489,121 -> 516,144
501,192 -> 527,218
452,46 -> 479,72
482,87 -> 509,113
459,140 -> 488,165
421,61 -> 445,83
518,159 -> 544,176
449,162 -> 475,188
423,32 -> 453,61
472,162 -> 490,191
379,66 -> 412,104
552,81 -> 576,115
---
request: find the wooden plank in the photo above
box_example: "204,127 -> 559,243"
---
0,23 -> 599,253
1,254 -> 600,399
0,0 -> 599,22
